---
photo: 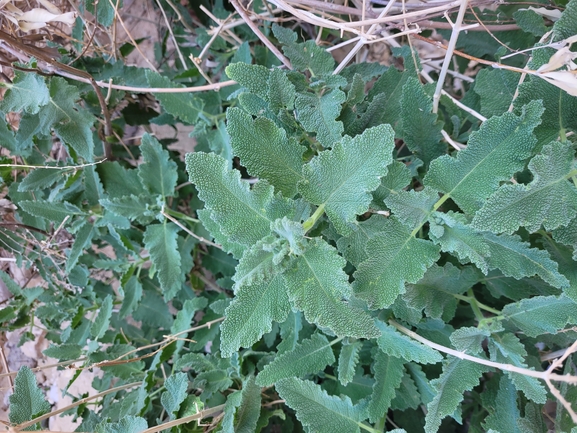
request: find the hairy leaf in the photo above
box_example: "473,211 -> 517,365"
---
256,333 -> 336,386
67,222 -> 94,273
368,351 -> 404,422
385,186 -> 439,230
483,375 -> 522,433
483,232 -> 569,289
161,372 -> 188,420
235,376 -> 261,433
376,321 -> 442,364
429,211 -> 490,273
295,88 -> 345,148
221,275 -> 291,358
95,416 -> 147,433
145,70 -> 204,124
19,200 -> 85,224
137,134 -> 178,198
8,366 -> 50,426
91,294 -> 113,340
404,263 -> 480,321
226,63 -> 270,100
100,194 -> 157,224
424,101 -> 543,214
400,78 -> 445,166
474,69 -> 518,118
299,124 -> 394,235
186,152 -> 275,247
336,215 -> 389,267
0,70 -> 49,114
371,160 -> 412,208
276,377 -> 366,433
502,295 -> 577,337
227,108 -> 305,197
143,222 -> 183,299
487,333 -> 546,403
472,141 -> 577,233
425,357 -> 490,433
284,238 -> 380,338
353,217 -> 440,309
338,339 -> 362,386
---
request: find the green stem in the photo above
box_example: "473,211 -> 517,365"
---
358,422 -> 382,433
467,289 -> 484,321
329,336 -> 345,346
303,204 -> 325,232
453,294 -> 501,316
163,207 -> 199,224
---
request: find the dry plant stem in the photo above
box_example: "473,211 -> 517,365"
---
107,0 -> 158,72
139,404 -> 226,433
287,0 -> 369,16
441,129 -> 465,149
414,19 -> 519,31
153,0 -> 188,69
161,207 -> 222,249
13,382 -> 142,431
230,0 -> 292,69
333,0 -> 398,74
0,161 -> 105,170
390,320 -> 577,384
432,0 -> 469,113
420,70 -> 487,121
0,347 -> 13,389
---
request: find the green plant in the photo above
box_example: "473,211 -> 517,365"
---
2,0 -> 577,432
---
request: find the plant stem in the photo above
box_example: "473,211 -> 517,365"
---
303,204 -> 325,232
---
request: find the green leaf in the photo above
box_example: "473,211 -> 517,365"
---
284,238 -> 380,339
295,88 -> 345,148
514,48 -> 577,146
18,168 -> 66,192
268,68 -> 296,111
8,366 -> 51,426
400,78 -> 445,166
338,339 -> 362,386
299,124 -> 395,235
553,217 -> 577,261
336,215 -> 389,267
472,141 -> 577,233
100,194 -> 157,224
43,344 -> 82,361
425,357 -> 490,433
473,69 -> 518,117
119,276 -> 143,319
391,370 -> 422,411
19,200 -> 85,224
368,65 -> 411,131
95,416 -> 147,433
91,294 -> 113,340
429,211 -> 491,273
272,24 -> 334,75
275,377 -> 366,433
197,208 -> 245,258
186,152 -> 275,247
502,295 -> 577,337
66,222 -> 94,273
513,9 -> 548,36
483,375 -> 522,433
385,186 -> 439,230
487,333 -> 547,403
219,391 -> 242,433
235,376 -> 262,433
137,134 -> 178,198
424,101 -> 543,214
161,372 -> 188,420
371,160 -> 412,208
376,321 -> 443,364
345,92 -> 388,138
220,275 -> 291,358
483,232 -> 569,289
404,263 -> 480,321
227,108 -> 305,197
97,161 -> 145,199
368,351 -> 404,422
226,63 -> 270,100
353,217 -> 440,309
0,70 -> 49,114
256,333 -> 336,386
43,77 -> 95,161
145,70 -> 204,124
85,0 -> 120,27
143,222 -> 183,299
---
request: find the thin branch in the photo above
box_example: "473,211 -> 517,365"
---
153,0 -> 188,69
161,207 -> 222,249
433,0 -> 469,113
390,320 -> 577,384
14,382 -> 142,431
230,0 -> 292,69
